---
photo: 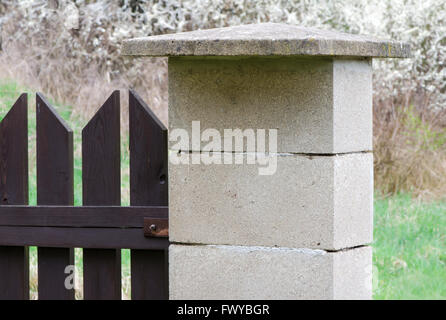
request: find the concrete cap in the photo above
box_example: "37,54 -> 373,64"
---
122,23 -> 410,58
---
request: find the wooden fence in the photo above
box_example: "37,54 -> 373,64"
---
0,90 -> 168,300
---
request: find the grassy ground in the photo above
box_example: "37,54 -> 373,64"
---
1,80 -> 445,300
373,194 -> 445,299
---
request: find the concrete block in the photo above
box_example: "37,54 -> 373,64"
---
168,57 -> 372,154
169,152 -> 373,250
169,244 -> 372,300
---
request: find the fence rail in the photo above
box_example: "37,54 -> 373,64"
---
0,206 -> 168,249
0,90 -> 169,300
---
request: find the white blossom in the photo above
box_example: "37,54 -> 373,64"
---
0,0 -> 445,108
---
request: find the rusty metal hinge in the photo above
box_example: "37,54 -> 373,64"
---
144,218 -> 168,237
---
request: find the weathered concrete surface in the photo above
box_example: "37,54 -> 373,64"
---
122,23 -> 410,58
168,57 -> 372,154
333,59 -> 372,151
169,244 -> 372,300
169,152 -> 373,251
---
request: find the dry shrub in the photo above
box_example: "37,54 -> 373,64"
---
0,1 -> 168,130
374,92 -> 446,200
0,52 -> 167,130
1,0 -> 445,128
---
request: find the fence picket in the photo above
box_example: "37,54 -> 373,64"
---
0,94 -> 29,300
36,93 -> 74,300
82,91 -> 121,300
129,90 -> 168,300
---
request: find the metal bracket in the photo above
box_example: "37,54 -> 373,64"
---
143,217 -> 168,238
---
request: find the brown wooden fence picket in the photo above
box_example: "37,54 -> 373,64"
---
36,93 -> 75,300
129,90 -> 168,299
0,94 -> 29,299
82,91 -> 122,300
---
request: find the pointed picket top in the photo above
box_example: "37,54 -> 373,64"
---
129,90 -> 167,132
36,93 -> 73,134
83,90 -> 120,132
0,93 -> 27,125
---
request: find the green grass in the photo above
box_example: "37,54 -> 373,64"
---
1,79 -> 445,300
373,194 -> 446,299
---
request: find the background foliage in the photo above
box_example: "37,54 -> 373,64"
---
1,1 -> 446,196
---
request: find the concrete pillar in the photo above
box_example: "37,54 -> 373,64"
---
123,23 -> 410,299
